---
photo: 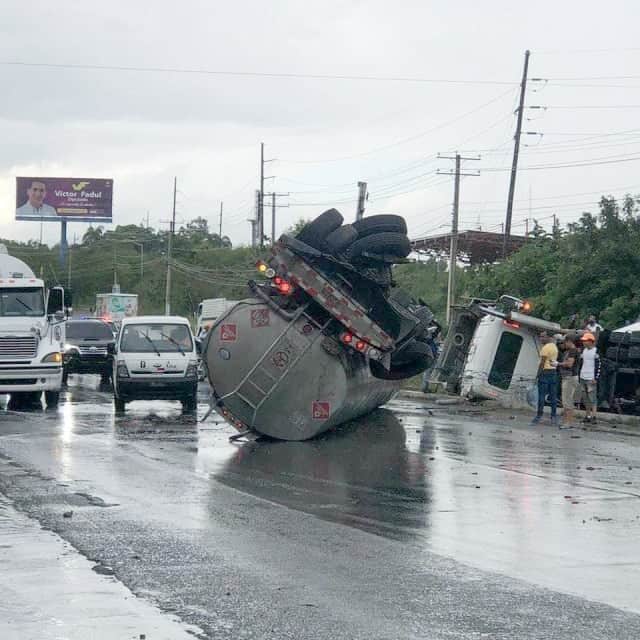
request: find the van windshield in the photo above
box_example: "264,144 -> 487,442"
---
0,287 -> 45,317
120,323 -> 193,353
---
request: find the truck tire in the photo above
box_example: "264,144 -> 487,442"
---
353,214 -> 407,237
324,224 -> 359,254
114,397 -> 126,413
296,209 -> 344,249
391,340 -> 432,365
370,353 -> 433,380
44,391 -> 60,409
346,232 -> 412,260
182,394 -> 198,413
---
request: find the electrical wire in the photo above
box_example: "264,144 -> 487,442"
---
0,60 -> 520,86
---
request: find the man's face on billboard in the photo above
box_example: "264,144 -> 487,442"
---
28,182 -> 46,206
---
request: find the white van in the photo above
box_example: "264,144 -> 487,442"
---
112,315 -> 199,413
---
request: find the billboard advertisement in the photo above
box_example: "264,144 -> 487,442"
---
16,177 -> 113,222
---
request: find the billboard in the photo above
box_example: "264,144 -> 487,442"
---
16,177 -> 113,222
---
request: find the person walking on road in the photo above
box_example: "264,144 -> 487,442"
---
531,332 -> 559,426
579,332 -> 600,424
558,335 -> 579,428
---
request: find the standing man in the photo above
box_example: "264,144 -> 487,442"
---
16,180 -> 58,218
584,315 -> 603,335
579,332 -> 600,424
531,332 -> 559,426
558,335 -> 579,428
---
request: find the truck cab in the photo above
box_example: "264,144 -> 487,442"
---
0,245 -> 68,408
112,316 -> 199,413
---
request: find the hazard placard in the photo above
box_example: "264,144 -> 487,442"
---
220,323 -> 237,342
251,308 -> 270,328
312,401 -> 331,420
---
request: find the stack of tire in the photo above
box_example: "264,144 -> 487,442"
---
607,331 -> 640,364
294,209 -> 436,381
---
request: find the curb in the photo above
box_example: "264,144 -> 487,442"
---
396,390 -> 640,437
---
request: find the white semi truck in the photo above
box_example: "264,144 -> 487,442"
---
0,245 -> 69,407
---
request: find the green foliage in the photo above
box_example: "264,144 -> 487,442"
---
1,220 -> 267,317
395,195 -> 640,329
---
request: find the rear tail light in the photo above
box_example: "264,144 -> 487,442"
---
341,332 -> 353,344
278,281 -> 292,295
355,340 -> 367,352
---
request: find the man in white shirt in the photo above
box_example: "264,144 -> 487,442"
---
16,181 -> 58,218
579,332 -> 600,424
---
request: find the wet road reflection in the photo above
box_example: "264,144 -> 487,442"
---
215,409 -> 430,540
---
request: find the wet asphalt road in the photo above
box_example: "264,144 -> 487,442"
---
1,377 -> 640,639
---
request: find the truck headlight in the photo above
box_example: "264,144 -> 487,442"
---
41,352 -> 62,364
116,360 -> 130,378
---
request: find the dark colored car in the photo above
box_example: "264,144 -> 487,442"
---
63,319 -> 116,384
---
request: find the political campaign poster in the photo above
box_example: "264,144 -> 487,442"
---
16,177 -> 113,222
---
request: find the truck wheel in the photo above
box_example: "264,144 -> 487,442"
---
296,209 -> 344,249
370,354 -> 433,380
353,214 -> 407,237
114,397 -> 126,413
182,393 -> 198,413
44,391 -> 60,409
346,232 -> 412,260
325,224 -> 359,254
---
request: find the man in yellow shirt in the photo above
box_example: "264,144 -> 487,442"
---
531,332 -> 559,426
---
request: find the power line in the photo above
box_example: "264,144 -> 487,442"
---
279,87 -> 515,163
0,60 -> 520,86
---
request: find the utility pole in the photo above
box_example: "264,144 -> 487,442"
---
67,245 -> 72,289
259,142 -> 265,248
503,49 -> 531,257
165,177 -> 177,315
355,181 -> 368,221
264,192 -> 290,245
219,201 -> 223,240
437,153 -> 480,325
258,143 -> 277,248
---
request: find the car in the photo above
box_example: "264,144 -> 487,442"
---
63,319 -> 116,385
112,315 -> 199,413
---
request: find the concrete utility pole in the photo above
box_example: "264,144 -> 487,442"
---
355,181 -> 368,221
165,176 -> 177,315
503,49 -> 531,257
219,201 -> 223,240
264,192 -> 290,245
259,142 -> 264,248
437,153 -> 480,325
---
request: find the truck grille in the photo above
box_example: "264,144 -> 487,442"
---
78,345 -> 108,356
0,336 -> 38,360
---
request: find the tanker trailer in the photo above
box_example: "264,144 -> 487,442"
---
203,210 -> 438,440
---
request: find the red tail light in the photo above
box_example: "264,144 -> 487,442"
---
273,276 -> 283,285
278,281 -> 292,294
341,332 -> 353,344
355,340 -> 367,351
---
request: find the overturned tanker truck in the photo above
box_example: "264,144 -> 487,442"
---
202,210 -> 439,440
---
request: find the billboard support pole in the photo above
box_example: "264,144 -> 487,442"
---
59,220 -> 68,273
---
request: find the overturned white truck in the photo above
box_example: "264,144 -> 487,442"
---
431,295 -> 562,409
202,211 -> 439,440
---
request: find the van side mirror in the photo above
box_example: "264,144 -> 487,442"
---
47,287 -> 64,315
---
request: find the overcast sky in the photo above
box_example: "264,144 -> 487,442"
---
2,0 -> 640,247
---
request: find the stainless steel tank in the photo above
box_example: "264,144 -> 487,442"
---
204,299 -> 399,440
